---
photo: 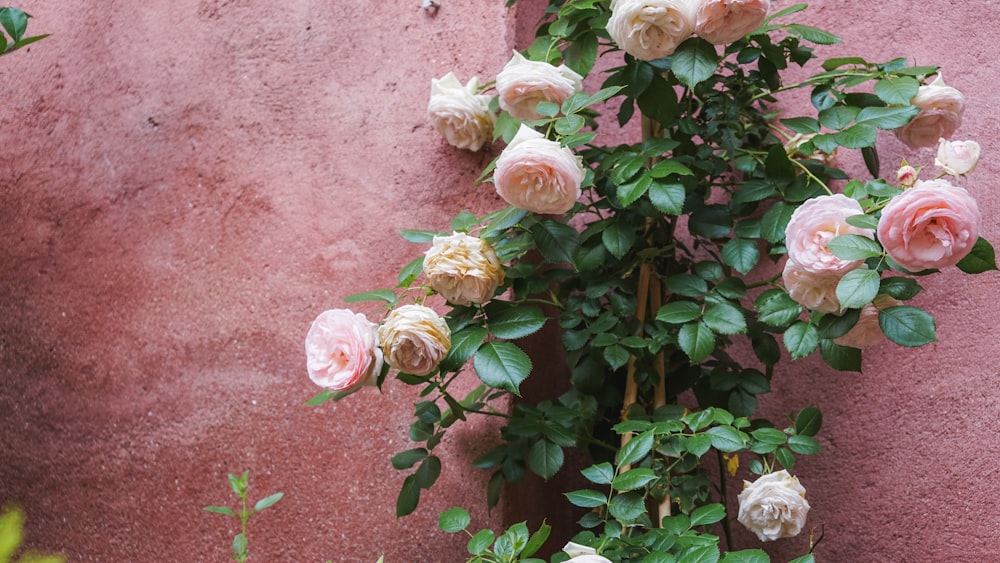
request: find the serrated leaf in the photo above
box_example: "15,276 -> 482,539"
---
391,448 -> 429,470
751,428 -> 788,445
603,344 -> 630,370
532,220 -> 580,266
485,304 -> 547,340
827,234 -> 882,260
845,213 -> 879,230
656,301 -> 702,324
468,529 -> 495,555
721,549 -> 770,563
565,489 -> 608,508
956,237 -> 998,274
855,105 -> 921,129
438,507 -> 471,533
396,475 -> 421,517
618,174 -> 653,207
780,117 -> 820,135
613,468 -> 658,491
836,268 -> 880,309
795,406 -> 823,436
833,123 -> 877,148
672,37 -> 720,87
818,106 -> 859,130
528,440 -> 563,480
775,447 -> 796,470
400,229 -> 441,243
706,426 -> 747,452
414,455 -> 442,489
874,76 -> 920,105
783,321 -> 819,359
686,433 -> 713,456
690,503 -> 727,526
608,492 -> 646,521
820,339 -> 862,372
703,301 -> 747,335
343,289 -> 397,303
722,238 -> 760,274
603,221 -> 637,259
678,321 -> 715,362
474,341 -> 532,394
649,181 -> 686,215
617,431 -> 654,466
755,288 -> 802,327
440,326 -> 487,372
788,435 -> 821,455
879,305 -> 937,347
523,523 -> 552,557
788,23 -> 841,44
649,159 -> 694,178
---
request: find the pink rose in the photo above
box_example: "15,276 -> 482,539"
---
785,194 -> 875,275
896,164 -> 918,187
428,72 -> 495,151
896,74 -> 965,149
782,260 -> 842,314
377,305 -> 451,376
935,139 -> 980,176
694,0 -> 770,45
423,232 -> 505,306
495,51 -> 583,121
607,0 -> 696,61
494,124 -> 585,215
305,309 -> 383,392
833,295 -> 900,349
877,179 -> 981,271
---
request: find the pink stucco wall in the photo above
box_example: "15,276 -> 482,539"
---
0,1 -> 997,562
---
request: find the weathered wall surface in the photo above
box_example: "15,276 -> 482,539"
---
0,1 -> 998,562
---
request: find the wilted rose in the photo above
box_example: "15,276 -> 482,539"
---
427,72 -> 495,151
496,51 -> 583,121
494,124 -> 585,215
607,0 -> 696,61
423,232 -> 505,306
377,305 -> 451,376
305,309 -> 383,392
785,194 -> 875,275
896,164 -> 918,187
784,132 -> 835,166
737,469 -> 811,542
877,179 -> 981,271
833,295 -> 900,348
935,139 -> 980,176
896,74 -> 966,149
782,260 -> 842,314
562,542 -> 613,563
694,0 -> 770,45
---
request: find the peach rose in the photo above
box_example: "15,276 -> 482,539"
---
833,295 -> 900,348
495,51 -> 583,121
737,470 -> 810,542
607,0 -> 696,61
896,74 -> 966,149
782,260 -> 842,314
694,0 -> 770,45
423,232 -> 505,306
935,139 -> 980,176
377,305 -> 451,376
785,194 -> 875,275
896,164 -> 918,187
305,309 -> 383,391
494,124 -> 585,215
877,179 -> 981,271
427,72 -> 496,151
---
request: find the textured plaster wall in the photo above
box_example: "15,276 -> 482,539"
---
0,1 -> 998,562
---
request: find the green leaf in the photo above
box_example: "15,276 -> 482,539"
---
581,462 -> 615,485
703,301 -> 747,335
688,204 -> 733,239
532,220 -> 580,266
836,269 -> 880,309
613,468 -> 658,491
414,455 -> 442,489
827,234 -> 883,260
611,154 -> 646,185
879,276 -> 922,300
617,431 -> 654,466
722,238 -> 760,275
481,206 -> 528,240
818,106 -> 859,130
306,389 -> 336,407
649,159 -> 694,178
705,426 -> 747,452
604,345 -> 630,370
775,447 -> 796,470
751,428 -> 788,445
253,492 -> 284,511
232,533 -> 247,556
468,529 -> 495,556
678,321 -> 715,362
474,341 -> 532,394
878,305 -> 937,347
788,555 -> 815,563
755,289 -> 802,328
396,475 -> 421,517
721,550 -> 771,563
854,105 -> 921,129
656,301 -> 702,324
760,202 -> 795,243
821,56 -> 867,71
787,23 -> 841,44
956,237 -> 998,274
203,506 -> 236,516
845,213 -> 879,230
666,274 -> 708,297
862,145 -> 881,178
565,489 -> 608,508
536,101 -> 560,117
528,440 -> 564,480
648,181 -> 686,215
780,117 -> 820,135
618,174 -> 653,207
555,113 -> 587,135
564,31 -> 600,77
608,492 -> 646,521
685,433 -> 712,456
783,321 -> 819,359
400,229 -> 441,243
0,8 -> 29,42
451,211 -> 478,232
690,504 -> 727,526
438,507 -> 471,533
788,435 -> 821,455
795,407 -> 823,436
874,76 -> 920,105
440,327 -> 487,372
833,123 -> 877,148
343,289 -> 397,303
485,304 -> 547,340
820,339 -> 862,372
671,37 -> 720,87
603,221 -> 637,259
391,448 -> 429,470
398,255 -> 424,286
522,522 -> 552,557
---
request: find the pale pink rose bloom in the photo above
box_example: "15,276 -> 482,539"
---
494,124 -> 585,215
782,260 -> 842,314
428,72 -> 496,151
423,232 -> 505,306
562,542 -> 613,563
877,179 -> 981,271
737,470 -> 810,542
833,295 -> 900,349
896,164 -> 918,187
785,194 -> 875,275
377,305 -> 451,376
896,74 -> 966,149
495,51 -> 583,121
607,0 -> 697,61
305,309 -> 383,391
935,138 -> 980,176
694,0 -> 770,45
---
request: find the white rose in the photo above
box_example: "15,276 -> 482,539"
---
377,305 -> 451,376
607,0 -> 697,61
423,232 -> 505,306
495,51 -> 583,121
428,72 -> 496,151
935,138 -> 980,176
494,124 -> 585,215
737,469 -> 811,542
562,542 -> 613,563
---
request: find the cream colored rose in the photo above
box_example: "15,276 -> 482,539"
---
833,295 -> 900,348
423,232 -> 505,306
785,194 -> 875,276
305,309 -> 383,392
737,469 -> 810,542
694,0 -> 770,45
935,138 -> 980,176
495,51 -> 583,121
494,124 -> 585,215
896,74 -> 966,149
427,72 -> 496,151
377,305 -> 451,376
562,542 -> 613,563
782,260 -> 842,314
607,0 -> 697,60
